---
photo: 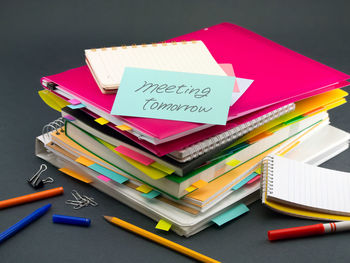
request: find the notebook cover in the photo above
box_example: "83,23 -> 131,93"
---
41,22 -> 350,140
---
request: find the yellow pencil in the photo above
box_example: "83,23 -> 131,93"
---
103,216 -> 220,263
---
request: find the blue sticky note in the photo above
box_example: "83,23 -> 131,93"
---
211,204 -> 249,226
67,103 -> 86,109
232,172 -> 259,191
88,163 -> 128,184
111,68 -> 236,125
141,190 -> 160,199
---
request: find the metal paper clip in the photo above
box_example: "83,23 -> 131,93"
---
65,190 -> 98,209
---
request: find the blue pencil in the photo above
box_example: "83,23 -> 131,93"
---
0,204 -> 51,244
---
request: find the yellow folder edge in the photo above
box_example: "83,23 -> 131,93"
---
59,167 -> 92,183
38,89 -> 70,112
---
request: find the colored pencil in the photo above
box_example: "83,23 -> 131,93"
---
0,204 -> 51,244
0,187 -> 63,209
103,215 -> 220,263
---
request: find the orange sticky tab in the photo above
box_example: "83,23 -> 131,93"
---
116,124 -> 132,131
95,117 -> 109,125
192,180 -> 208,189
185,186 -> 197,192
59,168 -> 92,183
248,131 -> 273,144
75,156 -> 95,167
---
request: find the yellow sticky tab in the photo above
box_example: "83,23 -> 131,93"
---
75,156 -> 95,167
226,159 -> 241,167
155,219 -> 172,231
116,124 -> 132,131
59,168 -> 92,183
192,180 -> 208,189
38,90 -> 70,112
95,117 -> 109,125
150,162 -> 175,174
185,186 -> 197,192
254,166 -> 261,174
136,184 -> 153,194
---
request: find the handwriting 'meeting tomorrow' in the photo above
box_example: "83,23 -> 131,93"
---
135,81 -> 213,113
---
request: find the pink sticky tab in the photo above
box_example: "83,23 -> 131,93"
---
115,145 -> 154,165
98,175 -> 111,182
68,98 -> 82,105
219,63 -> 240,92
247,175 -> 260,184
63,115 -> 75,121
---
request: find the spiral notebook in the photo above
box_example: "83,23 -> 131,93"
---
261,154 -> 350,217
85,41 -> 227,94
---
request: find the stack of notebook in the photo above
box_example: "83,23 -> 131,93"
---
35,23 -> 350,236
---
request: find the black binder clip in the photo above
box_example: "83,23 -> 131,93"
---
46,82 -> 57,91
28,164 -> 54,189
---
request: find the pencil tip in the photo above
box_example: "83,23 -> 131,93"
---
103,215 -> 112,221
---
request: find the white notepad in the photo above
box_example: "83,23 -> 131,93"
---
261,154 -> 350,216
85,41 -> 226,93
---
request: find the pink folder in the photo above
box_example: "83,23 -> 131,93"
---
41,23 -> 350,141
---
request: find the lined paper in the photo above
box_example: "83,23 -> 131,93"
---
85,41 -> 226,89
267,155 -> 350,215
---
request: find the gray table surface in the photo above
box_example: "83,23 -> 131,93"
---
1,1 -> 350,262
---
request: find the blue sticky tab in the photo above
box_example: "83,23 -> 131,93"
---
211,204 -> 249,226
67,103 -> 86,109
232,172 -> 259,191
141,190 -> 160,199
88,164 -> 128,184
111,68 -> 236,125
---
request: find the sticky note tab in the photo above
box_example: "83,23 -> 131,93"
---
254,166 -> 261,174
185,186 -> 197,192
94,117 -> 109,125
232,172 -> 259,190
136,184 -> 153,194
115,145 -> 154,165
68,98 -> 82,105
88,164 -> 129,184
63,115 -> 75,121
155,219 -> 172,231
111,67 -> 236,125
150,162 -> 175,174
226,159 -> 241,167
68,103 -> 86,109
247,175 -> 260,184
212,204 -> 249,226
98,175 -> 111,182
75,156 -> 95,167
116,124 -> 132,131
59,168 -> 92,183
141,190 -> 160,199
192,180 -> 208,189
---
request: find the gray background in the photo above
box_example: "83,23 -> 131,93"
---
1,0 -> 350,262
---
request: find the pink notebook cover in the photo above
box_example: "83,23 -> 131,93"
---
42,22 -> 350,141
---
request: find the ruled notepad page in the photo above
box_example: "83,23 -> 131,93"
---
266,154 -> 350,215
85,41 -> 227,90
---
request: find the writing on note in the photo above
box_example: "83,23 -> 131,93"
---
111,68 -> 237,125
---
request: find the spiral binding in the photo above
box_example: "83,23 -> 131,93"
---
175,103 -> 296,161
42,117 -> 65,141
86,40 -> 199,53
261,156 -> 275,199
